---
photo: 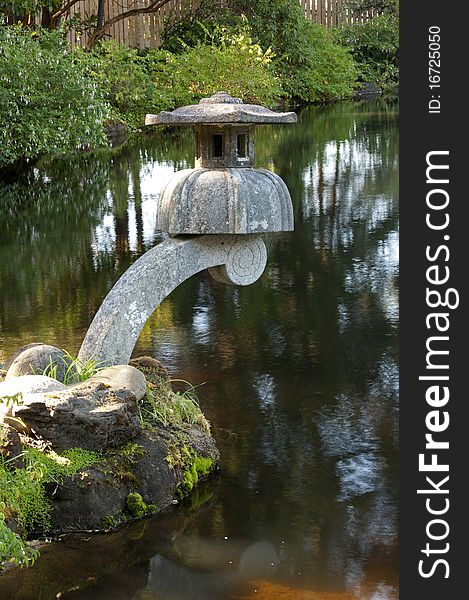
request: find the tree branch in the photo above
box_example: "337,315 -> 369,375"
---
86,0 -> 173,48
51,0 -> 86,23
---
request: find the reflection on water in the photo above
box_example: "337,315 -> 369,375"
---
0,98 -> 399,599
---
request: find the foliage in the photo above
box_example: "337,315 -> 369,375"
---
41,350 -> 102,385
276,21 -> 356,102
0,445 -> 100,568
232,0 -> 356,102
161,4 -> 242,54
0,512 -> 39,568
163,0 -> 356,103
76,30 -> 281,130
73,41 -> 155,130
148,34 -> 281,107
0,456 -> 52,533
340,0 -> 399,17
338,13 -> 399,88
139,377 -> 211,434
22,447 -> 101,484
0,26 -> 110,170
0,0 -> 52,21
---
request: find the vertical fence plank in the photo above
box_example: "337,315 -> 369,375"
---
66,0 -> 376,49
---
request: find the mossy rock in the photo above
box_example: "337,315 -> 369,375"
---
49,427 -> 219,532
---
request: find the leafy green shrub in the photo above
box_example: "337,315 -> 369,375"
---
0,26 -> 110,170
0,447 -> 100,534
75,30 -> 280,130
0,444 -> 101,570
236,0 -> 356,102
148,34 -> 281,107
74,41 -> 155,130
0,513 -> 39,568
338,13 -> 399,88
163,0 -> 356,103
161,0 -> 237,53
278,21 -> 356,102
0,459 -> 51,533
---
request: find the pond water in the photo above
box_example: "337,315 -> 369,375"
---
0,98 -> 399,600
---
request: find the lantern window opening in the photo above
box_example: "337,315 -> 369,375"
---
195,131 -> 201,160
237,133 -> 249,159
212,134 -> 224,158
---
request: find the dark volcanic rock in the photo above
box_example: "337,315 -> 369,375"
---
50,427 -> 219,531
1,353 -> 220,541
13,381 -> 140,451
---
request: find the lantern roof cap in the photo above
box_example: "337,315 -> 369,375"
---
145,91 -> 297,126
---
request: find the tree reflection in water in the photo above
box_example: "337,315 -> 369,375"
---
0,99 -> 399,600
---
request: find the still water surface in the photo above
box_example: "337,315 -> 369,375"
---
0,99 -> 399,599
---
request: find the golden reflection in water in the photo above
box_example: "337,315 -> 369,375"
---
235,579 -> 398,600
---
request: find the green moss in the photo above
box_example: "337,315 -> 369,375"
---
125,493 -> 156,518
118,443 -> 146,460
102,442 -> 146,484
100,494 -> 157,530
176,450 -> 214,499
0,464 -> 51,533
22,447 -> 101,484
100,514 -> 119,530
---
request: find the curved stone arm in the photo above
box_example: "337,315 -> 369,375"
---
78,235 -> 267,367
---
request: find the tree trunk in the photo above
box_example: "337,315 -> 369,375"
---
97,0 -> 105,27
41,7 -> 52,28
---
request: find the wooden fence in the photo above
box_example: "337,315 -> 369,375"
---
66,0 -> 375,49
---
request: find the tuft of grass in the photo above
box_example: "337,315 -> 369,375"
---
138,378 -> 210,434
41,350 -> 103,385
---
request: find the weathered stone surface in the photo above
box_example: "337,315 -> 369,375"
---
157,168 -> 293,235
78,235 -> 267,366
0,374 -> 65,401
0,375 -> 63,436
11,381 -> 140,451
88,365 -> 147,401
2,342 -> 44,372
146,91 -> 297,126
5,344 -> 78,383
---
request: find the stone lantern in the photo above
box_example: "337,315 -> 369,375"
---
78,93 -> 297,366
145,91 -> 297,235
